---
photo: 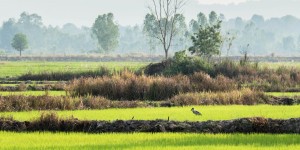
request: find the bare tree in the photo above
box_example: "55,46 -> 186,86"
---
240,44 -> 250,65
146,0 -> 186,59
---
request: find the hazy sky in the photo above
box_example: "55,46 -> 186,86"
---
198,0 -> 253,5
0,0 -> 299,27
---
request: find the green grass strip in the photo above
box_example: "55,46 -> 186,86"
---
0,61 -> 148,78
1,105 -> 299,121
0,132 -> 299,150
0,91 -> 66,96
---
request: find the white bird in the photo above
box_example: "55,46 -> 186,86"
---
191,108 -> 202,116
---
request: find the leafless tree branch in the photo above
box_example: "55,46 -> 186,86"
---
148,0 -> 186,59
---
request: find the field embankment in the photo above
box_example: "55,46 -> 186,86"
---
0,113 -> 299,134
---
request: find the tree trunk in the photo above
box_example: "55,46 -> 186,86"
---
19,50 -> 22,57
164,49 -> 168,59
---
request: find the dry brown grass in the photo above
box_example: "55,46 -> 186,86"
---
169,88 -> 268,106
68,71 -> 237,101
0,95 -> 146,112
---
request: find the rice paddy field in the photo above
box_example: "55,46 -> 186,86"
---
0,61 -> 148,78
1,105 -> 299,121
1,61 -> 300,149
0,132 -> 299,150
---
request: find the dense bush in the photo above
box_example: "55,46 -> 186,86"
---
169,89 -> 269,106
164,58 -> 213,75
68,71 -> 237,101
144,52 -> 213,76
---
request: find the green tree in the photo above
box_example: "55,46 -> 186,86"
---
189,19 -> 199,33
11,33 -> 28,56
219,13 -> 226,21
17,12 -> 44,49
144,0 -> 186,59
197,12 -> 208,26
190,12 -> 215,36
92,13 -> 119,53
172,14 -> 188,51
209,11 -> 218,25
189,21 -> 222,59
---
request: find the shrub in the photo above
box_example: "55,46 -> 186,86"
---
17,82 -> 27,91
163,57 -> 214,76
144,55 -> 213,76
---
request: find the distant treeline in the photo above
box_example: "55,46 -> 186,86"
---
0,55 -> 163,62
1,12 -> 300,56
0,55 -> 299,62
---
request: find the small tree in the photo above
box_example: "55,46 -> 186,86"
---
223,32 -> 236,57
240,44 -> 250,66
188,21 -> 222,60
198,12 -> 208,26
11,33 -> 28,56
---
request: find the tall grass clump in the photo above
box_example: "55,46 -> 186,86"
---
145,57 -> 300,92
213,60 -> 259,78
215,61 -> 300,92
68,71 -> 237,101
170,88 -> 269,106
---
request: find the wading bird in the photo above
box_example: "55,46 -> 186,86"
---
191,108 -> 202,116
